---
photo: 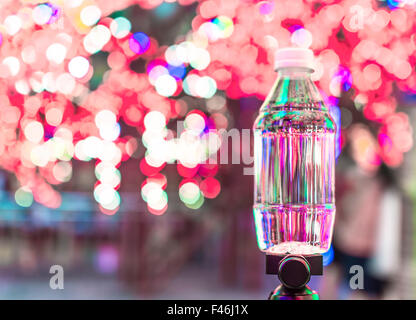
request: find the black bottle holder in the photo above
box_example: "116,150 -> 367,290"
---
266,254 -> 323,300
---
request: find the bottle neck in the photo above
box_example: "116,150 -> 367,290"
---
261,67 -> 326,112
278,67 -> 314,77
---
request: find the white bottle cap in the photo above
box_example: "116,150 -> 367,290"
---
274,47 -> 315,71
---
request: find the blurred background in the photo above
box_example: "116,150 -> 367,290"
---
0,0 -> 414,299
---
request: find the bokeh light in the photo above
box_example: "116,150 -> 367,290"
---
129,32 -> 150,54
15,187 -> 34,208
0,0 -> 412,217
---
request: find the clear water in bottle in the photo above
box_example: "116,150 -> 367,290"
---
253,48 -> 336,254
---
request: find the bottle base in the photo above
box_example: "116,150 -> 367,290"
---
253,204 -> 335,254
263,241 -> 326,255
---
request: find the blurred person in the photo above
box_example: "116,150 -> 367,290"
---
368,165 -> 402,299
331,162 -> 402,299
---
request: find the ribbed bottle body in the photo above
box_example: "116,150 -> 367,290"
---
253,70 -> 336,254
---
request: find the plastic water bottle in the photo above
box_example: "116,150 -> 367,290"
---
253,48 -> 336,254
